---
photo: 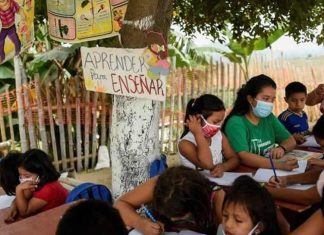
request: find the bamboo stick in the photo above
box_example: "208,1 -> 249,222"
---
100,93 -> 107,146
182,68 -> 187,113
176,69 -> 181,145
90,92 -> 98,169
0,96 -> 6,141
35,75 -> 48,153
45,83 -> 59,170
75,77 -> 82,171
168,57 -> 176,153
55,79 -> 67,170
84,91 -> 91,169
5,88 -> 15,147
65,82 -> 74,168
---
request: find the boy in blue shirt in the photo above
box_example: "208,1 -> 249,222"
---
278,82 -> 309,144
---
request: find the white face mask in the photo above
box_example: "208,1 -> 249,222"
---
219,222 -> 260,235
19,176 -> 39,184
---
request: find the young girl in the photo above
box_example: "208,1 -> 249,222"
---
15,149 -> 68,217
222,74 -> 298,170
114,166 -> 225,235
179,94 -> 240,177
219,175 -> 284,235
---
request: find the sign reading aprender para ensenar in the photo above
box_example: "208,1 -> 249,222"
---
81,47 -> 167,101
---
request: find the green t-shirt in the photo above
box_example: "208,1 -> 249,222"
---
224,113 -> 291,156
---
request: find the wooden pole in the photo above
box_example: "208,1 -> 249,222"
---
91,92 -> 98,169
84,91 -> 91,170
65,81 -> 74,168
0,96 -> 6,142
75,77 -> 82,171
5,88 -> 15,146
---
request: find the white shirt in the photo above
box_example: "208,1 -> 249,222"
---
179,131 -> 223,174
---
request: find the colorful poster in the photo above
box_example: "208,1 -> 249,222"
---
0,0 -> 34,64
47,0 -> 128,43
81,46 -> 169,101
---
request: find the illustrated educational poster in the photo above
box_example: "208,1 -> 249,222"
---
47,0 -> 128,43
0,0 -> 35,64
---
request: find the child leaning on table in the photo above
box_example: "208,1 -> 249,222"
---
12,149 -> 68,219
278,82 -> 309,144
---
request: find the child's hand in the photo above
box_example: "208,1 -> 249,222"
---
4,205 -> 18,223
186,115 -> 203,136
16,181 -> 38,192
138,218 -> 164,235
210,164 -> 225,177
270,147 -> 285,159
267,176 -> 287,188
277,159 -> 298,171
293,133 -> 305,144
308,158 -> 324,167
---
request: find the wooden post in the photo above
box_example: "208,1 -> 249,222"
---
55,79 -> 67,170
91,92 -> 98,169
5,88 -> 15,146
216,61 -> 220,97
176,69 -> 182,146
220,60 -> 225,102
84,91 -> 91,170
75,77 -> 82,171
45,83 -> 59,169
0,96 -> 6,142
14,56 -> 27,151
100,93 -> 107,146
35,75 -> 48,153
65,82 -> 74,168
182,68 -> 187,113
168,57 -> 176,153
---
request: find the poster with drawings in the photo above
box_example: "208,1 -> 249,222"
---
0,0 -> 34,64
47,0 -> 127,43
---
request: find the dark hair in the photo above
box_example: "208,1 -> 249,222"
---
285,82 -> 307,99
56,200 -> 128,235
222,74 -> 276,131
223,176 -> 282,235
152,166 -> 216,234
181,94 -> 225,138
0,151 -> 22,195
19,149 -> 60,188
313,115 -> 324,140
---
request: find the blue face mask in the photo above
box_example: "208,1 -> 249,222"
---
252,100 -> 273,118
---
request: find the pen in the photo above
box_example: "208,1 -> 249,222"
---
268,154 -> 279,182
142,205 -> 157,223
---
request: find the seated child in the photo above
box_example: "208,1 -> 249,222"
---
14,149 -> 68,218
114,166 -> 225,235
308,115 -> 324,167
178,94 -> 239,177
290,171 -> 324,235
278,82 -> 309,144
218,175 -> 284,235
56,200 -> 128,235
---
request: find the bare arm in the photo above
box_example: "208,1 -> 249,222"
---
306,85 -> 324,106
237,151 -> 298,171
220,134 -> 240,171
279,135 -> 296,152
291,210 -> 324,235
266,186 -> 320,206
286,169 -> 322,185
114,177 -> 162,235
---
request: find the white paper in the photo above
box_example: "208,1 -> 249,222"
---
298,135 -> 320,148
0,195 -> 15,209
253,160 -> 307,182
285,149 -> 319,159
202,172 -> 253,186
129,229 -> 206,235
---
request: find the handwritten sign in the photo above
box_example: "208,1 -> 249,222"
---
81,47 -> 167,101
0,0 -> 34,64
47,0 -> 127,43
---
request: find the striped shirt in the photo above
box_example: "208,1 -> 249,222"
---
0,0 -> 20,28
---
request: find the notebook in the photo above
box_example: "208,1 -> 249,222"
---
284,149 -> 322,160
298,135 -> 320,148
202,172 -> 253,186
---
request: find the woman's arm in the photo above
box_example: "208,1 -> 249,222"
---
15,182 -> 47,217
306,85 -> 324,106
237,151 -> 298,171
266,186 -> 321,206
114,177 -> 162,235
279,135 -> 296,152
290,210 -> 324,235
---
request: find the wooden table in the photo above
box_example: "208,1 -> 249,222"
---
0,203 -> 71,235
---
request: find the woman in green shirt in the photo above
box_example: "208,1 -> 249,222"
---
222,74 -> 298,170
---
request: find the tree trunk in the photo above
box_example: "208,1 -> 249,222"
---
111,0 -> 173,198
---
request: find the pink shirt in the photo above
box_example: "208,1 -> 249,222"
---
0,0 -> 20,28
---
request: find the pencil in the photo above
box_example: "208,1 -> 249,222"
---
269,154 -> 279,182
142,205 -> 157,223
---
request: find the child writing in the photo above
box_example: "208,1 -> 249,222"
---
219,175 -> 285,235
14,149 -> 68,218
114,166 -> 225,235
178,94 -> 240,177
278,82 -> 309,144
222,74 -> 298,170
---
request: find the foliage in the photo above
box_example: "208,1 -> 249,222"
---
173,0 -> 324,44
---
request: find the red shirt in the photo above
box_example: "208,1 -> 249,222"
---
33,181 -> 68,212
0,0 -> 20,28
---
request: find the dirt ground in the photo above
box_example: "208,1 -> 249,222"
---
75,154 -> 180,188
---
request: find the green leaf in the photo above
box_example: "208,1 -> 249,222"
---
33,45 -> 80,63
253,29 -> 285,50
0,62 -> 15,79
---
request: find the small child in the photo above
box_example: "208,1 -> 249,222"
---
278,82 -> 309,144
307,115 -> 324,168
14,149 -> 68,218
219,175 -> 284,235
178,94 -> 239,177
56,200 -> 128,235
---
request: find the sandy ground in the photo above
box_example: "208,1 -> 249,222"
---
75,154 -> 180,188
